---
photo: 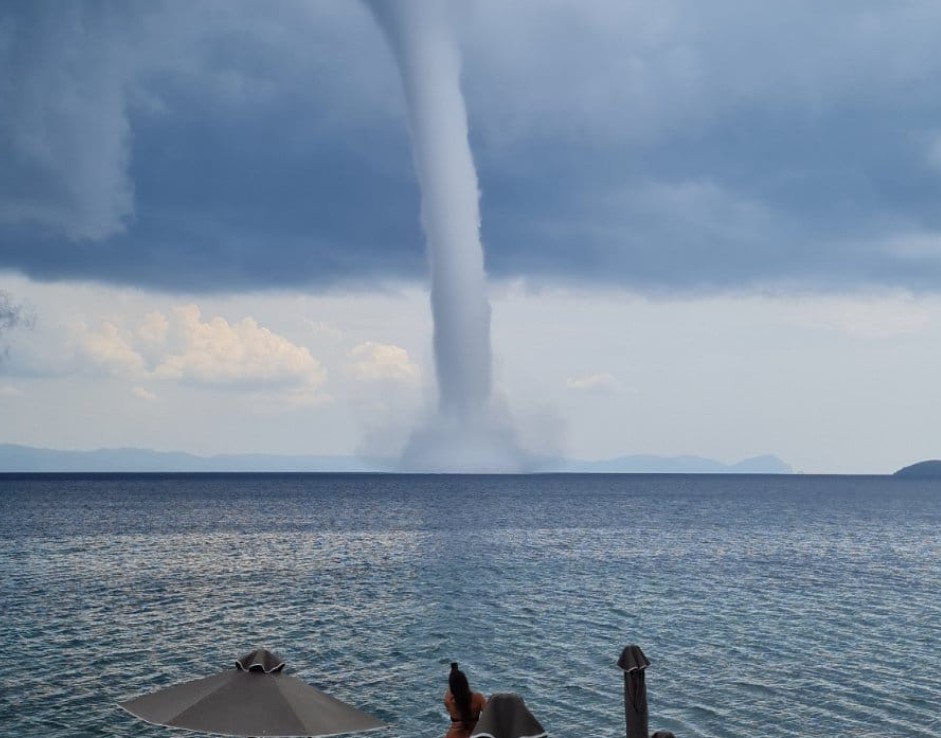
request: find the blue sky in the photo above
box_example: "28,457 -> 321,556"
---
3,1 -> 941,472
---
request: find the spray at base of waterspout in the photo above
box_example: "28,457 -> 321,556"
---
398,409 -> 532,473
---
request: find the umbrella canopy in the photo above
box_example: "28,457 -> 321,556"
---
470,693 -> 547,738
119,648 -> 387,738
617,645 -> 649,738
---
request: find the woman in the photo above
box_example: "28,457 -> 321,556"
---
443,662 -> 487,738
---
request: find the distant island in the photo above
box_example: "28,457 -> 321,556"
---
0,443 -> 792,474
894,460 -> 941,477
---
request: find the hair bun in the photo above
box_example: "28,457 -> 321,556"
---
450,662 -> 459,670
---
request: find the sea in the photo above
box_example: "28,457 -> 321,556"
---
1,473 -> 939,738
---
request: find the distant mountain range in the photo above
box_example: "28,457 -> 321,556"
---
0,444 -> 377,473
0,443 -> 793,474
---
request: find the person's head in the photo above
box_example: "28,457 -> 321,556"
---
449,662 -> 472,719
449,662 -> 470,694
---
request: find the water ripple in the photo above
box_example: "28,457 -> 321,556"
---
1,474 -> 940,737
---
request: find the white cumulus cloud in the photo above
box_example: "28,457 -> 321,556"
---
132,385 -> 158,402
154,305 -> 325,388
348,341 -> 421,384
79,305 -> 327,407
137,310 -> 169,344
81,320 -> 146,377
565,372 -> 622,394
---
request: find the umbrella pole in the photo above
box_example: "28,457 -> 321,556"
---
623,667 -> 648,738
617,644 -> 651,738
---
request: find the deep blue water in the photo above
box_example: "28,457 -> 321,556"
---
1,473 -> 940,738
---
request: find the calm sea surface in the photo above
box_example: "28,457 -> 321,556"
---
1,473 -> 939,738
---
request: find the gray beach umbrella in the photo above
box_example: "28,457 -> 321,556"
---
119,648 -> 387,737
617,645 -> 650,738
470,693 -> 547,738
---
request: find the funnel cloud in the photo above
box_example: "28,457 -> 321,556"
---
368,1 -> 528,472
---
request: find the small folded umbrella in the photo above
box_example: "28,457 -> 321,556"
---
617,645 -> 650,738
470,693 -> 547,738
119,648 -> 387,737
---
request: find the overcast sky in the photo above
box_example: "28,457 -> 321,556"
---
3,0 -> 941,473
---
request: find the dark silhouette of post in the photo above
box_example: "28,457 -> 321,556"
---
617,644 -> 650,738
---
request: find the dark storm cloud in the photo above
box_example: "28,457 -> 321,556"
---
4,1 -> 941,294
0,1 -> 148,240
